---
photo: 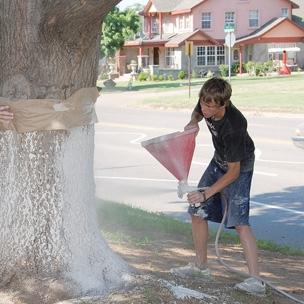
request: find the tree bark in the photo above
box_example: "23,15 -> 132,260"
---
0,0 -> 130,300
0,0 -> 119,99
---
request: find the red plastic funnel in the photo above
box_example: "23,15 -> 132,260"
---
141,127 -> 198,181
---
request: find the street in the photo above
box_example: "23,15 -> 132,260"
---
94,90 -> 304,250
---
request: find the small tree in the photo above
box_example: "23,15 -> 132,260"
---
100,7 -> 140,58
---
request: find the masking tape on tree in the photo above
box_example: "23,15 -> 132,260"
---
0,87 -> 99,133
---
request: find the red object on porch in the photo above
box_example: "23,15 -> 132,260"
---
141,127 -> 199,182
279,50 -> 291,75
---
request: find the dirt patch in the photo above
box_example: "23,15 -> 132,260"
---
99,231 -> 304,304
0,231 -> 303,304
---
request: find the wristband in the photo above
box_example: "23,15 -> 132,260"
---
200,190 -> 207,202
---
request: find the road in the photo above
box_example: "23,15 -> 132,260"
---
94,89 -> 304,250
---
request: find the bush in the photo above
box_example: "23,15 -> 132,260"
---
245,61 -> 255,76
263,61 -> 275,74
255,63 -> 265,76
191,70 -> 198,79
152,74 -> 158,81
219,64 -> 229,77
207,70 -> 214,78
158,74 -> 164,81
178,70 -> 186,80
137,72 -> 149,81
167,74 -> 175,81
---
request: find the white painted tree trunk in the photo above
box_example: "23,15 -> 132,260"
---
0,126 -> 130,296
0,0 -> 130,297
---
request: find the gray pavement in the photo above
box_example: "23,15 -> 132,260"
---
94,89 -> 304,250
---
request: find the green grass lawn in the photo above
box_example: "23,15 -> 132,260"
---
99,73 -> 304,112
97,200 -> 304,256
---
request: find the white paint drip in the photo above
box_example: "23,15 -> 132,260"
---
160,279 -> 217,300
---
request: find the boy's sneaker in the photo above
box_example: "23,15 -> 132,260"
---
234,277 -> 266,296
170,263 -> 210,278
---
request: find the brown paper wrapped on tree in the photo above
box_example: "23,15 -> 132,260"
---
0,87 -> 99,133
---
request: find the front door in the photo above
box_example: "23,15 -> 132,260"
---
153,47 -> 159,65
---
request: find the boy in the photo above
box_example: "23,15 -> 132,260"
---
175,77 -> 265,295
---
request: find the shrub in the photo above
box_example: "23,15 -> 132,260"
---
231,62 -> 238,74
245,61 -> 255,76
152,74 -> 158,81
178,70 -> 186,80
255,63 -> 265,76
167,74 -> 175,81
263,61 -> 275,74
137,72 -> 149,81
207,70 -> 214,78
219,64 -> 229,77
158,74 -> 164,81
191,70 -> 198,79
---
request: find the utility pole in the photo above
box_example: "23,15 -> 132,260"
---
185,40 -> 193,98
224,23 -> 236,82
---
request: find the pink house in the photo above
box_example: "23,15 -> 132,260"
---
117,0 -> 304,76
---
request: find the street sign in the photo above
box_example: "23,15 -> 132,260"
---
185,41 -> 193,56
225,32 -> 236,48
224,23 -> 235,33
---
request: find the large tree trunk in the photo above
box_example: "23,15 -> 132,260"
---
0,0 -> 130,300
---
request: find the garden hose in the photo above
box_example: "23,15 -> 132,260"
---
215,199 -> 304,304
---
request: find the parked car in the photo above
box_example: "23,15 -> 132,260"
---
292,123 -> 304,149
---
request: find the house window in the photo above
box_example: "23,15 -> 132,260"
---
185,15 -> 190,29
197,46 -> 225,66
201,12 -> 211,29
166,48 -> 175,67
152,16 -> 159,33
225,11 -> 235,29
249,10 -> 259,27
233,49 -> 239,61
217,46 -> 225,64
207,46 -> 216,65
281,8 -> 288,17
197,46 -> 206,65
179,16 -> 184,29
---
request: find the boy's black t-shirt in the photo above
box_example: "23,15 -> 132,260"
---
194,101 -> 255,172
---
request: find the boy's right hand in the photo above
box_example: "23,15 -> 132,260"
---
0,106 -> 14,123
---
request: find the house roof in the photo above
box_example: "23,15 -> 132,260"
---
143,0 -> 206,14
236,17 -> 304,44
292,0 -> 304,18
143,0 -> 298,14
124,29 -> 220,48
290,0 -> 300,9
165,29 -> 219,47
124,33 -> 176,47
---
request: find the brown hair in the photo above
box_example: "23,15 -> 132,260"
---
199,77 -> 232,107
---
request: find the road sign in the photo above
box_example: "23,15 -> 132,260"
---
225,32 -> 236,48
224,23 -> 235,33
185,41 -> 193,56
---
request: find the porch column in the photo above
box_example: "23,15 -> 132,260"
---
148,15 -> 152,39
159,12 -> 162,40
116,55 -> 126,76
239,46 -> 243,74
138,46 -> 144,68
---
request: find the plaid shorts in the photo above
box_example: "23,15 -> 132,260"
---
188,159 -> 253,229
